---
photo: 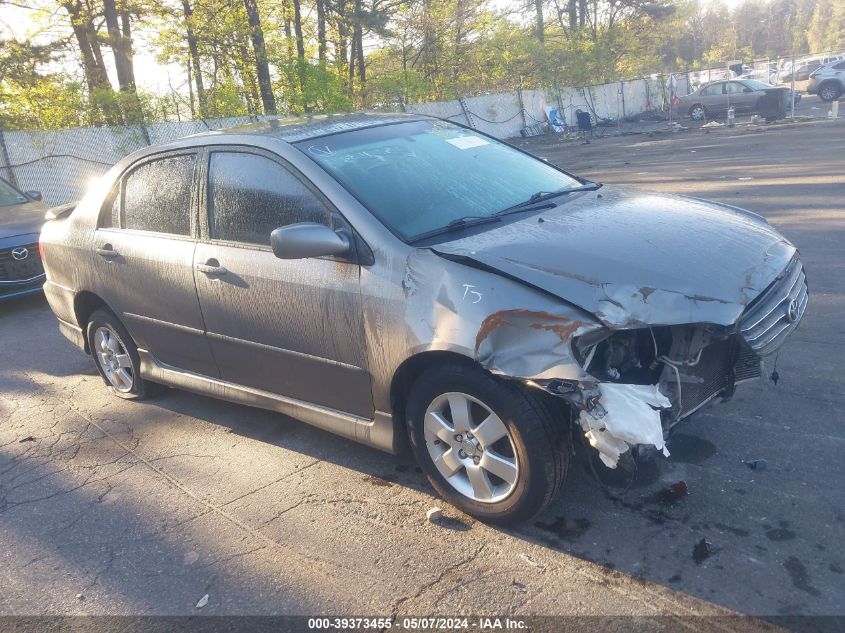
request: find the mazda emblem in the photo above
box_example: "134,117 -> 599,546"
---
786,298 -> 800,323
11,247 -> 29,261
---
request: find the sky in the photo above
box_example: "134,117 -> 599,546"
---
1,0 -> 751,95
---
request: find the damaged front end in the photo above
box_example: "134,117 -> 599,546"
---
533,255 -> 808,469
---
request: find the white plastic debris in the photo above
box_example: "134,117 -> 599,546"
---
426,507 -> 442,523
701,121 -> 723,129
578,383 -> 672,468
195,594 -> 209,609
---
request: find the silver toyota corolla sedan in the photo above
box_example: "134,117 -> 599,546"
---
40,113 -> 808,523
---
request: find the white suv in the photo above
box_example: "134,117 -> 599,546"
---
808,59 -> 845,101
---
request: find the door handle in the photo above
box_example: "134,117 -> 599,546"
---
196,262 -> 228,276
96,245 -> 117,258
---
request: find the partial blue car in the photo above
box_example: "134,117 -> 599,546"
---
0,176 -> 50,301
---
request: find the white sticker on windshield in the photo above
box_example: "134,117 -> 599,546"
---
446,136 -> 489,150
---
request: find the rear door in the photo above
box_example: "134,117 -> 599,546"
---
193,147 -> 372,417
91,151 -> 218,376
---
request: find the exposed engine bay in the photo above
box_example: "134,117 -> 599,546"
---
549,325 -> 763,469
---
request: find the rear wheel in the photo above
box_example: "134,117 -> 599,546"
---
406,364 -> 569,524
87,309 -> 155,400
819,82 -> 842,102
689,104 -> 706,121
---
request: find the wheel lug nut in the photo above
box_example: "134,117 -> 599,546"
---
455,434 -> 463,442
473,456 -> 480,465
458,449 -> 467,459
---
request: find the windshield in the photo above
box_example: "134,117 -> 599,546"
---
0,179 -> 27,207
295,119 -> 581,241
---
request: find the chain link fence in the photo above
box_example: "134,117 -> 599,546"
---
2,50 -> 841,207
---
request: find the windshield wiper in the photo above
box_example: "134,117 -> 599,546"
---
407,214 -> 502,244
494,182 -> 603,216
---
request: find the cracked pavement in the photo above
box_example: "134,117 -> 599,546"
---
1,111 -> 843,628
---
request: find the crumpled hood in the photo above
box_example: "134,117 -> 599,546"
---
433,185 -> 796,328
0,201 -> 46,240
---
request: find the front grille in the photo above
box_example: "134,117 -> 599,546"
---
739,256 -> 808,356
0,243 -> 44,283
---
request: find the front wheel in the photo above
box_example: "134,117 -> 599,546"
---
87,308 -> 155,400
406,364 -> 569,524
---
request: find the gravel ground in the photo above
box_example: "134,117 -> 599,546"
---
1,111 -> 843,631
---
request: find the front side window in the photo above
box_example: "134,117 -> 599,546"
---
742,79 -> 771,90
725,82 -> 745,94
122,155 -> 194,235
295,120 -> 581,241
208,152 -> 330,246
700,83 -> 723,96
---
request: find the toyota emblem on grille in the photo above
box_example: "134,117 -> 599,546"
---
786,298 -> 800,323
11,247 -> 29,261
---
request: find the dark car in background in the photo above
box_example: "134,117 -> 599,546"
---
0,176 -> 47,301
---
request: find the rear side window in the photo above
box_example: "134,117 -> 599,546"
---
208,152 -> 330,246
700,83 -> 722,96
122,155 -> 195,235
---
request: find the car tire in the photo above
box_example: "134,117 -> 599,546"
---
406,363 -> 569,525
87,308 -> 155,400
689,104 -> 706,121
819,82 -> 842,102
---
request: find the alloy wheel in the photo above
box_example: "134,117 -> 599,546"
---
94,326 -> 134,392
423,392 -> 519,503
820,85 -> 839,101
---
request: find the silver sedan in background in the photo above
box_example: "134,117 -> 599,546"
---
677,79 -> 791,121
39,114 -> 807,523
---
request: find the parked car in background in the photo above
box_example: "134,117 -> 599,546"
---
677,79 -> 790,121
807,59 -> 845,101
0,176 -> 48,301
40,114 -> 807,523
779,55 -> 845,83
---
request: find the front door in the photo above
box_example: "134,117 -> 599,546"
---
725,81 -> 756,111
193,148 -> 372,418
91,151 -> 218,376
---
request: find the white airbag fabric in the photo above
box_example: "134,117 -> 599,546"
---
578,383 -> 672,468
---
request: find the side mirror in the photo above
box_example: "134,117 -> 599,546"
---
26,191 -> 43,201
270,222 -> 351,260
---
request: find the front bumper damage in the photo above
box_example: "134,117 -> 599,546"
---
489,256 -> 808,469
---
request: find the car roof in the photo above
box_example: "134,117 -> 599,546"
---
191,112 -> 426,144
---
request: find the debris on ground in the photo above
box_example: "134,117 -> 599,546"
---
426,507 -> 442,523
75,594 -> 84,601
519,553 -> 540,567
661,480 -> 689,503
745,459 -> 767,471
701,121 -> 724,129
693,538 -> 715,564
195,594 -> 209,609
19,437 -> 35,443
